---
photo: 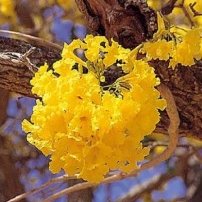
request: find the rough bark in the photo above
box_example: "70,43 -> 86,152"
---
75,0 -> 157,48
0,37 -> 61,98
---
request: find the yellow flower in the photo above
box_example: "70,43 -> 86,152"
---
141,40 -> 174,61
84,35 -> 108,63
22,35 -> 166,182
0,0 -> 16,18
170,28 -> 202,68
154,146 -> 166,154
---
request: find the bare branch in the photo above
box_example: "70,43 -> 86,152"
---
7,175 -> 77,202
145,141 -> 202,164
42,174 -> 124,202
175,1 -> 195,27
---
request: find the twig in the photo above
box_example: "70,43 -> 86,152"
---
129,84 -> 180,174
42,173 -> 128,202
22,47 -> 39,72
0,30 -> 63,51
8,85 -> 180,202
175,1 -> 195,27
189,2 -> 202,17
7,175 -> 76,202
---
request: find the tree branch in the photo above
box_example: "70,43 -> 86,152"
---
114,171 -> 179,202
0,30 -> 63,51
7,175 -> 76,202
32,85 -> 180,202
0,36 -> 61,98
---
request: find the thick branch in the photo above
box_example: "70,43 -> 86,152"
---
7,175 -> 76,202
74,0 -> 202,140
0,36 -> 61,97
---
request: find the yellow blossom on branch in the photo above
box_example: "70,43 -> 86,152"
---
140,13 -> 202,68
141,40 -> 174,61
22,35 -> 166,182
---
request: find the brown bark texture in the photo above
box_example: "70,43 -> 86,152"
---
0,37 -> 61,98
0,0 -> 202,142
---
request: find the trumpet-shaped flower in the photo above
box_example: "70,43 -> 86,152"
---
140,13 -> 202,68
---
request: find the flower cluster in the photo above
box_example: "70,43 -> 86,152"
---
22,35 -> 166,182
140,13 -> 202,68
39,0 -> 82,24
